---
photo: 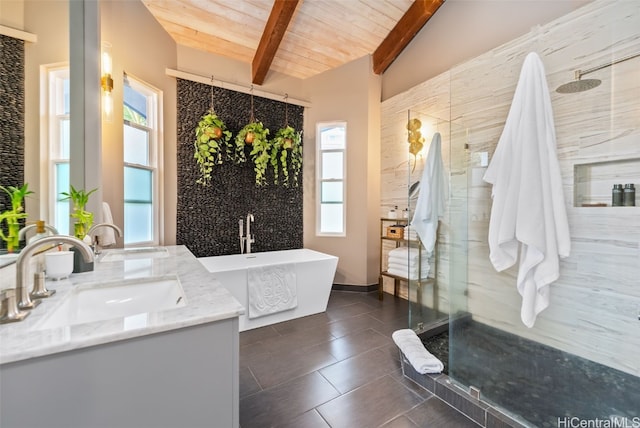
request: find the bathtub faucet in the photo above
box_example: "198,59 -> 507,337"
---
239,213 -> 255,254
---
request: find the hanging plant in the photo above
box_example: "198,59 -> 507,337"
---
193,79 -> 232,186
235,87 -> 272,185
194,110 -> 232,185
270,125 -> 302,187
237,121 -> 271,186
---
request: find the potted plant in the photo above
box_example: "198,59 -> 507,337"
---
60,185 -> 97,240
0,184 -> 33,252
270,125 -> 302,187
236,121 -> 271,185
194,109 -> 232,186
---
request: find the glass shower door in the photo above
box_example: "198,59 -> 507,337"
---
406,109 -> 452,333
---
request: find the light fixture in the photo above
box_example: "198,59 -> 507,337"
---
101,41 -> 113,122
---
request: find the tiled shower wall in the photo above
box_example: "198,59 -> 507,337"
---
382,0 -> 640,376
176,79 -> 304,257
0,35 -> 25,250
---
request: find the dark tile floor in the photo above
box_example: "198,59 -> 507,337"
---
239,290 -> 481,428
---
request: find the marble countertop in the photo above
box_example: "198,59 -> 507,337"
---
0,245 -> 245,365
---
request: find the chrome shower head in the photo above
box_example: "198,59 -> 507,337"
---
556,78 -> 601,94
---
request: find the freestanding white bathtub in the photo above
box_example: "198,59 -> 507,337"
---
198,249 -> 338,331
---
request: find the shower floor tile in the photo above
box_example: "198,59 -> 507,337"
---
420,318 -> 640,428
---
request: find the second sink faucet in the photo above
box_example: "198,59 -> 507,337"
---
239,213 -> 255,254
87,223 -> 123,254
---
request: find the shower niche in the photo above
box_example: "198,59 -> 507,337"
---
574,157 -> 639,207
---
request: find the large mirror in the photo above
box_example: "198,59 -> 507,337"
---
0,0 -> 69,255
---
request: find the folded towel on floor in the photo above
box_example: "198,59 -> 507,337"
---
392,329 -> 443,374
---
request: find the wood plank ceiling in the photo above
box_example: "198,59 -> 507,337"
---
142,0 -> 444,84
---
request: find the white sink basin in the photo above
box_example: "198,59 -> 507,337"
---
99,247 -> 170,262
33,275 -> 186,330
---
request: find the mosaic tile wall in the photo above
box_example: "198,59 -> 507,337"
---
176,78 -> 304,257
0,35 -> 25,250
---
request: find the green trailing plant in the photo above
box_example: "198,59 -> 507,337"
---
236,121 -> 271,186
60,185 -> 97,239
194,109 -> 232,186
0,184 -> 33,252
270,125 -> 302,187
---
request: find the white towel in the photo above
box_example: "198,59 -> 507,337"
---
410,133 -> 447,254
387,265 -> 429,280
483,52 -> 571,328
247,263 -> 297,319
404,227 -> 419,241
392,329 -> 443,374
100,202 -> 117,246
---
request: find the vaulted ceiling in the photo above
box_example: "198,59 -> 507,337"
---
142,0 -> 444,84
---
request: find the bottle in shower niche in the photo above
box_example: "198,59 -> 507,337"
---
612,184 -> 623,206
623,183 -> 636,206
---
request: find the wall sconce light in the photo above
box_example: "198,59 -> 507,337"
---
101,41 -> 113,122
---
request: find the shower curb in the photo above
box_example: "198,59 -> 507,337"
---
399,352 -> 528,428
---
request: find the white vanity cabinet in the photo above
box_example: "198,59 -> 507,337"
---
0,245 -> 243,428
1,317 -> 239,428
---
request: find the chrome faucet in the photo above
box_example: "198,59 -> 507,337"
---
13,235 -> 94,316
18,223 -> 59,241
239,213 -> 255,254
87,223 -> 123,254
246,213 -> 255,254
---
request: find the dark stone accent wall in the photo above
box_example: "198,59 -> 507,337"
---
176,79 -> 304,257
0,35 -> 25,250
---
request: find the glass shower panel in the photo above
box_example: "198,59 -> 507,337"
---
406,109 -> 452,333
446,3 -> 640,427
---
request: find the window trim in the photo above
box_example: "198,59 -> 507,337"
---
315,121 -> 347,237
42,63 -> 71,234
122,74 -> 163,246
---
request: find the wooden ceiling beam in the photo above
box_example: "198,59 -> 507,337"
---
372,0 -> 444,75
252,0 -> 300,85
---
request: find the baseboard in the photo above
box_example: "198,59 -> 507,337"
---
331,283 -> 379,292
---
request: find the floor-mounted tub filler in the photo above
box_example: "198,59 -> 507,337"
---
198,249 -> 338,331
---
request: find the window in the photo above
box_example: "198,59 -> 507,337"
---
45,66 -> 71,235
316,122 -> 346,236
123,75 -> 161,245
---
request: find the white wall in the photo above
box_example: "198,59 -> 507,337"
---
304,56 -> 382,286
382,0 -> 592,100
382,0 -> 640,375
23,0 -> 69,221
100,0 -> 177,245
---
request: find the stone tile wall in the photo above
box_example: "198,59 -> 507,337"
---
176,79 -> 304,257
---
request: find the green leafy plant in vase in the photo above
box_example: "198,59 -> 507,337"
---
0,184 -> 33,252
270,125 -> 302,187
60,185 -> 97,240
236,121 -> 271,186
194,109 -> 232,186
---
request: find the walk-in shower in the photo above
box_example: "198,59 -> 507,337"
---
387,2 -> 640,427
